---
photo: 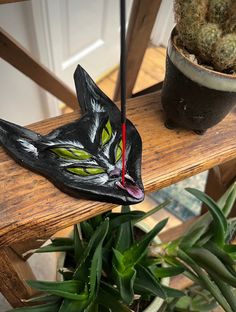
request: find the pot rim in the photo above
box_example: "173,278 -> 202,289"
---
168,28 -> 236,92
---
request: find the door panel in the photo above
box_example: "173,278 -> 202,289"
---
37,0 -> 133,89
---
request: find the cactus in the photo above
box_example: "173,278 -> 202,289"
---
213,34 -> 236,71
174,0 -> 236,72
197,23 -> 222,62
225,1 -> 236,33
177,18 -> 202,52
207,0 -> 231,25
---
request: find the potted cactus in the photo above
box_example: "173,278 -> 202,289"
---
161,0 -> 236,134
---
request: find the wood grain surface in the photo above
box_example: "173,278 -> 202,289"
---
0,91 -> 235,247
0,247 -> 37,307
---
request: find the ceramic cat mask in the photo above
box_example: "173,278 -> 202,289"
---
0,65 -> 144,205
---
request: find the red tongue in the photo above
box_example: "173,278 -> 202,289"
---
120,180 -> 144,200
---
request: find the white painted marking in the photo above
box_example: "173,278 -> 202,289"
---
18,139 -> 38,157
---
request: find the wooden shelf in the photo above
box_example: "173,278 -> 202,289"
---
0,91 -> 235,247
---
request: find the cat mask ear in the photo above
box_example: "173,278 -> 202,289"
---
0,119 -> 40,165
74,65 -> 120,115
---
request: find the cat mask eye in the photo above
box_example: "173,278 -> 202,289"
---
0,65 -> 144,205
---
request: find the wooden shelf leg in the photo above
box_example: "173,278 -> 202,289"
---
0,27 -> 78,110
0,247 -> 37,308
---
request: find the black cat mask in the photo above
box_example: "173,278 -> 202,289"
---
0,65 -> 144,205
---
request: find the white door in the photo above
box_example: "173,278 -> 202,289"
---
32,0 -> 133,90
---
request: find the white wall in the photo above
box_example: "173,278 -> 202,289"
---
0,0 -> 175,128
151,0 -> 175,48
0,1 -> 50,126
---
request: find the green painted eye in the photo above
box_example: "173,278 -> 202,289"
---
116,140 -> 122,162
67,167 -> 105,176
102,119 -> 112,145
51,147 -> 91,160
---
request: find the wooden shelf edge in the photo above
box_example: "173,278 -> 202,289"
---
0,91 -> 235,246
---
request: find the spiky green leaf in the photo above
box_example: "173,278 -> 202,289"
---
153,266 -> 185,278
27,280 -> 87,301
134,265 -> 166,298
186,188 -> 227,246
123,218 -> 168,267
7,302 -> 61,312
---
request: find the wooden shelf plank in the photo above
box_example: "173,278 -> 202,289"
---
0,91 -> 235,247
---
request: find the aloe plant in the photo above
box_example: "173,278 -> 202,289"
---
9,200 -> 184,312
9,183 -> 236,311
153,182 -> 236,312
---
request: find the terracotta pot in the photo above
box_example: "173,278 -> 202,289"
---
161,28 -> 236,134
57,220 -> 170,312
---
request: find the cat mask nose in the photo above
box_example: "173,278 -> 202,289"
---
109,168 -> 121,178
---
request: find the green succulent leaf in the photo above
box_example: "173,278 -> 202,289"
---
73,219 -> 109,281
224,244 -> 236,254
112,260 -> 136,305
134,264 -> 167,298
26,280 -> 87,301
108,211 -> 145,230
58,298 -> 88,312
74,224 -> 83,265
7,302 -> 61,312
113,248 -> 126,272
51,147 -> 91,160
175,293 -> 217,311
115,206 -> 134,252
187,247 -> 236,287
134,200 -> 170,224
205,241 -> 235,266
186,188 -> 227,246
102,119 -> 112,145
210,272 -> 236,312
36,238 -> 74,253
96,285 -> 132,311
88,229 -> 107,303
177,249 -> 231,312
153,266 -> 185,278
162,286 -> 185,298
89,215 -> 103,230
220,182 -> 236,217
67,167 -> 105,176
35,245 -> 74,253
123,218 -> 168,267
84,302 -> 99,312
180,225 -> 206,249
22,295 -> 60,304
80,221 -> 94,240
